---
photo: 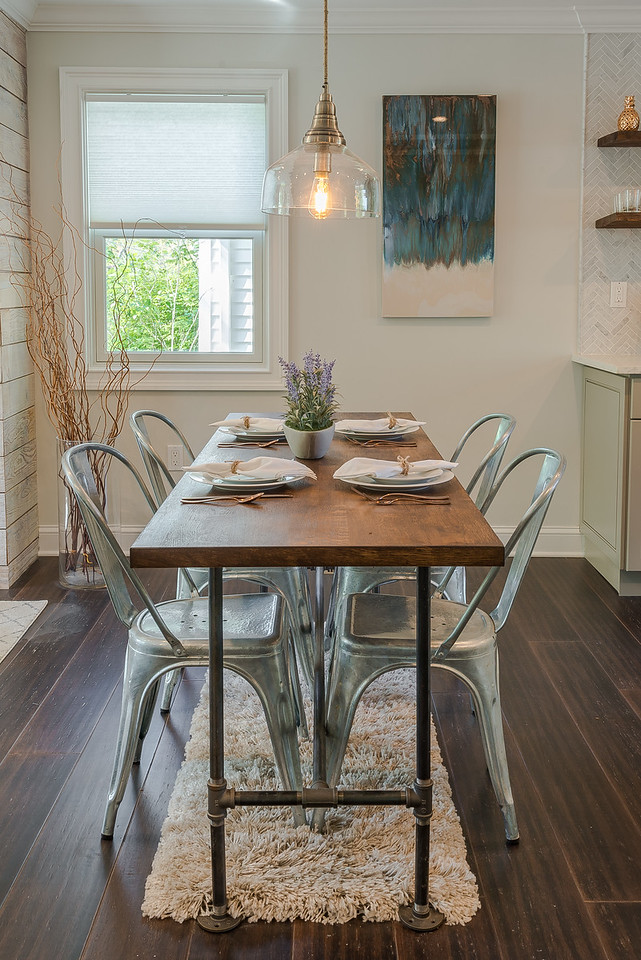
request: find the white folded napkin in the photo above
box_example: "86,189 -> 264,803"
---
185,456 -> 316,481
335,417 -> 425,432
210,416 -> 285,433
333,457 -> 458,480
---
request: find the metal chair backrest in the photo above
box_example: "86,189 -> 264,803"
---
450,413 -> 517,509
433,447 -> 566,662
129,410 -> 196,507
61,442 -> 187,656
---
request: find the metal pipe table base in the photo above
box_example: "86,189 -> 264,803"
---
197,566 -> 445,934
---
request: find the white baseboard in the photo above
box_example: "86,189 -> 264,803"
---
38,525 -> 585,559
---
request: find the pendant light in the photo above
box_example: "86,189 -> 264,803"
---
261,0 -> 380,219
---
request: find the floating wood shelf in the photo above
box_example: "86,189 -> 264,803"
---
597,131 -> 641,147
595,212 -> 641,229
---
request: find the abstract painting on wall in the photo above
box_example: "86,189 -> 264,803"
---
382,94 -> 496,318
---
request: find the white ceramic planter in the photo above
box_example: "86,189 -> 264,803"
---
283,423 -> 335,459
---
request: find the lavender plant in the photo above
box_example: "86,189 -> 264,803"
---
279,350 -> 339,431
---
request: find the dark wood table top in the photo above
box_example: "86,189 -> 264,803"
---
129,412 -> 504,570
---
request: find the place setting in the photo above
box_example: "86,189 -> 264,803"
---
210,416 -> 288,448
181,455 -> 316,504
335,413 -> 425,447
334,454 -> 458,504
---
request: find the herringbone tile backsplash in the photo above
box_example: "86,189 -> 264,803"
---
580,34 -> 641,355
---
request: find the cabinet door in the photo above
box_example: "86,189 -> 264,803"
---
581,372 -> 626,563
626,420 -> 641,571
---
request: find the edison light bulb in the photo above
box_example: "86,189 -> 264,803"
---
309,172 -> 330,219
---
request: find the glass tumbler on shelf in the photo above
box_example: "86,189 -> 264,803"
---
613,189 -> 641,213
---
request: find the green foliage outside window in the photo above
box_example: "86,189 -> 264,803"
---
106,237 -> 200,352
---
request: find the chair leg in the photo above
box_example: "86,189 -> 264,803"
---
448,652 -> 519,842
287,637 -> 310,740
102,647 -> 161,838
160,669 -> 181,712
242,653 -> 306,827
263,568 -> 315,694
134,678 -> 160,763
310,647 -> 383,832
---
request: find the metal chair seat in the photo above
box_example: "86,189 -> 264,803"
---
130,410 -> 315,699
61,442 -> 305,839
316,447 -> 566,843
324,413 -> 516,645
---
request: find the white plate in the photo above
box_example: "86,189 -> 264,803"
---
336,425 -> 420,440
340,470 -> 454,493
219,426 -> 285,441
188,472 -> 290,491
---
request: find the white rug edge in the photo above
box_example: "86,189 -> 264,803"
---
0,599 -> 48,665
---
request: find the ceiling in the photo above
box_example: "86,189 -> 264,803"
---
2,0 -> 641,33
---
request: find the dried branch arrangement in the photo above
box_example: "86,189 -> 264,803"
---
4,170 -> 150,583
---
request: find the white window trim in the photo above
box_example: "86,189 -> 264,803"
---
59,67 -> 289,391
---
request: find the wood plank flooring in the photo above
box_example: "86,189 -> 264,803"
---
0,557 -> 640,960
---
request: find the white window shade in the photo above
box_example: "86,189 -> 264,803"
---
86,98 -> 266,227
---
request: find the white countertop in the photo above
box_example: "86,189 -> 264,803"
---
572,355 -> 641,375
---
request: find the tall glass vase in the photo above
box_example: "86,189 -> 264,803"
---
57,438 -> 105,590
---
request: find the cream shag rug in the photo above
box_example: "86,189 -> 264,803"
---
0,600 -> 47,665
142,669 -> 480,926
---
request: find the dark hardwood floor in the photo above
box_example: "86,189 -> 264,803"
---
1,557 -> 641,959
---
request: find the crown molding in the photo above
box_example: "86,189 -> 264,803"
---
575,6 -> 641,32
1,1 -> 639,35
0,0 -> 35,28
21,2 -> 584,35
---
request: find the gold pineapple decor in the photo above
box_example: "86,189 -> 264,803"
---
618,96 -> 640,132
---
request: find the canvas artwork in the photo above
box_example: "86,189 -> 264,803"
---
382,94 -> 496,318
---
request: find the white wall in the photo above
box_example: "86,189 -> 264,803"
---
26,28 -> 585,553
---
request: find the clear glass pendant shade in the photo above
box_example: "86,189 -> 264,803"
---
262,141 -> 380,219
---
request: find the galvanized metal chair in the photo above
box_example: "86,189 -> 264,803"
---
130,410 -> 315,706
61,442 -> 305,837
315,447 -> 566,842
324,413 -> 517,646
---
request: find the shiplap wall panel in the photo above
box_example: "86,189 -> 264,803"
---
0,86 -> 27,136
0,48 -> 26,102
0,197 -> 29,237
0,535 -> 39,588
0,471 -> 37,528
0,373 -> 34,423
0,406 -> 36,453
0,125 -> 28,171
0,12 -> 26,67
0,161 -> 29,203
1,340 -> 31,381
0,505 -> 39,566
0,10 -> 37,585
0,438 -> 37,490
0,305 -> 28,344
0,272 -> 26,309
0,235 -> 29,271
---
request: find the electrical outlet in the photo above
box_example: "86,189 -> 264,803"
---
610,281 -> 628,308
167,444 -> 183,470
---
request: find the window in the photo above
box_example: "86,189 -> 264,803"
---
59,69 -> 288,390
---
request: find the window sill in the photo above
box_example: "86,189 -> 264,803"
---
85,367 -> 284,392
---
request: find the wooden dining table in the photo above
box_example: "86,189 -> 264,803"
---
129,412 -> 504,933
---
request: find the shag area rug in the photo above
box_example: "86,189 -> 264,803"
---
0,600 -> 47,665
143,669 -> 480,926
